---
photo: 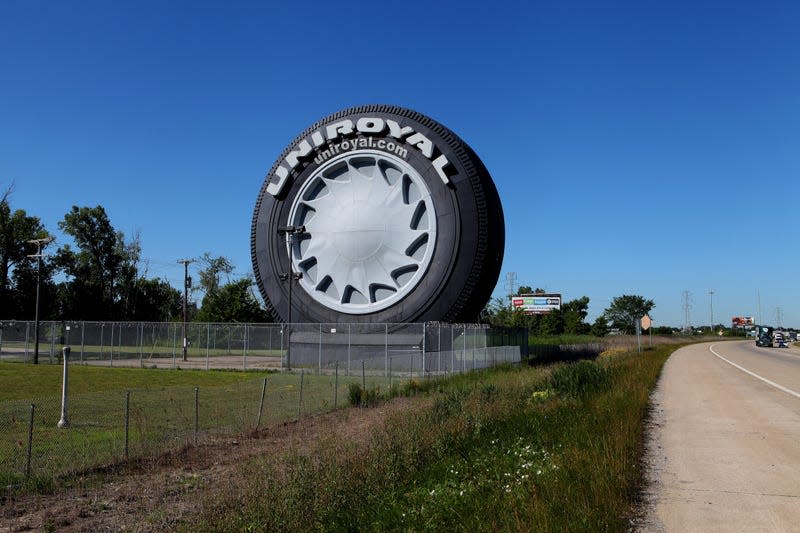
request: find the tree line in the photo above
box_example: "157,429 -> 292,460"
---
481,286 -> 656,337
1,188 -> 271,323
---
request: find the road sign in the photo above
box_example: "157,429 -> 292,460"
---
641,315 -> 652,331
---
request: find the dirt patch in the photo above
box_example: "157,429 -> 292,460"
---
1,397 -> 418,532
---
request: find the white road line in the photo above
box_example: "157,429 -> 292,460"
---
710,344 -> 800,400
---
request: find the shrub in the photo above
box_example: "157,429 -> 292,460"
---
402,379 -> 422,396
347,383 -> 363,407
550,360 -> 610,399
347,383 -> 381,407
362,386 -> 381,407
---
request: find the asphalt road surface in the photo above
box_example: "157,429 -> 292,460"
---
642,340 -> 800,532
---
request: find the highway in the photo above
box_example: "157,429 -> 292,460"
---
641,340 -> 800,532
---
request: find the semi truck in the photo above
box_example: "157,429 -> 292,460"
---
755,325 -> 774,347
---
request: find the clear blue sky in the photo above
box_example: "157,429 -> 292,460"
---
2,0 -> 798,328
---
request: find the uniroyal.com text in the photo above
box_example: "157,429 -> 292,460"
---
312,136 -> 408,165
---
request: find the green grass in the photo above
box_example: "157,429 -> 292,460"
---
0,341 -> 283,362
187,345 -> 680,532
528,334 -> 604,345
0,362 -> 394,488
0,361 -> 270,401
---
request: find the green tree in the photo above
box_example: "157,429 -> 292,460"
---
54,205 -> 139,319
482,297 -> 531,328
603,294 -> 655,334
128,277 -> 182,321
591,314 -> 610,337
196,253 -> 234,297
8,254 -> 58,319
195,277 -> 271,323
0,187 -> 51,313
536,310 -> 564,336
516,285 -> 533,296
561,296 -> 591,334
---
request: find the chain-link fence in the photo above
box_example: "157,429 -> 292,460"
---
0,321 -> 522,373
0,370 -> 395,486
0,320 -> 523,484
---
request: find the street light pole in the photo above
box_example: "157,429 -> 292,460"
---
177,259 -> 194,362
27,237 -> 54,365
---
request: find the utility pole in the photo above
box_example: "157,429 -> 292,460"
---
27,237 -> 54,365
177,259 -> 194,362
757,290 -> 762,325
278,225 -> 306,370
505,272 -> 517,299
708,289 -> 714,334
682,290 -> 692,332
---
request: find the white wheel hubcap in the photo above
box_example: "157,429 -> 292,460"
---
287,150 -> 437,314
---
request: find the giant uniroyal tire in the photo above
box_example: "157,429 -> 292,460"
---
251,104 -> 504,324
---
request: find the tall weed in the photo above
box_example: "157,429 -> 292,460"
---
550,359 -> 611,399
188,345 -> 681,532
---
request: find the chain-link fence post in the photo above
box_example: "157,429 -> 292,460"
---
243,324 -> 248,371
24,321 -> 30,361
318,323 -> 322,375
138,323 -> 143,368
124,391 -> 130,461
171,323 -> 177,368
451,326 -> 455,374
206,324 -> 210,371
384,323 -> 388,377
280,325 -> 284,369
256,377 -> 267,429
334,361 -> 339,408
298,371 -> 304,420
49,322 -> 56,364
347,324 -> 351,376
109,322 -> 115,367
26,403 -> 35,478
421,322 -> 426,379
194,387 -> 199,442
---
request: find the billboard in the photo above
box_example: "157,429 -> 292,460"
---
510,294 -> 561,314
731,316 -> 754,328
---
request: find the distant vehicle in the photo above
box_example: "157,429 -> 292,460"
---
756,336 -> 773,348
755,325 -> 774,348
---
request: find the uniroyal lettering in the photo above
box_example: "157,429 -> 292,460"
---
266,117 -> 452,197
